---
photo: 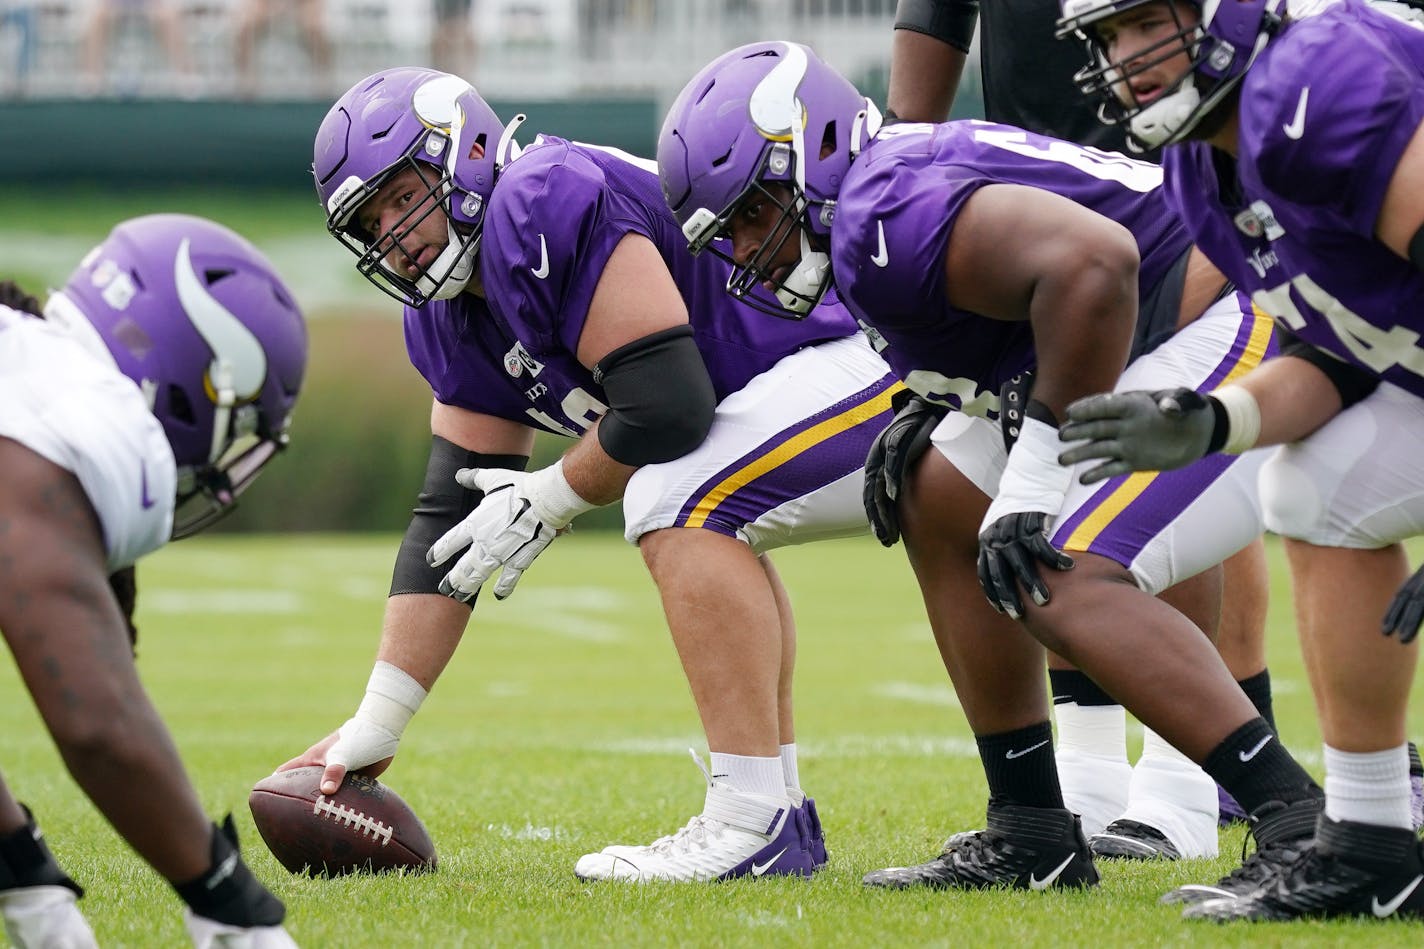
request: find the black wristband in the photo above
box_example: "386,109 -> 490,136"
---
1205,396 -> 1230,454
0,805 -> 83,896
1408,221 -> 1424,275
173,816 -> 283,927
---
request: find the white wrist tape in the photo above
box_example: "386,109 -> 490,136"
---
526,458 -> 597,529
352,660 -> 428,737
981,415 -> 1075,533
1213,385 -> 1261,455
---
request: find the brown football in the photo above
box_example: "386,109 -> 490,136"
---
248,767 -> 437,876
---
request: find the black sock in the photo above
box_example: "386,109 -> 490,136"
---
977,722 -> 1063,810
1047,669 -> 1116,707
1236,669 -> 1276,732
1201,718 -> 1321,817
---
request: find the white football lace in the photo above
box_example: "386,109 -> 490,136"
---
312,796 -> 394,845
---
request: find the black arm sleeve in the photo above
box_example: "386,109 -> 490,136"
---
592,324 -> 716,467
389,435 -> 529,597
895,0 -> 981,53
1276,327 -> 1380,410
1409,222 -> 1424,275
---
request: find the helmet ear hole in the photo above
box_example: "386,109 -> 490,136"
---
167,384 -> 196,426
819,119 -> 837,161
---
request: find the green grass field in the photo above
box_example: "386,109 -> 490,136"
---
2,532 -> 1421,947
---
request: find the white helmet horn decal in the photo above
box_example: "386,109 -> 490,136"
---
174,237 -> 267,402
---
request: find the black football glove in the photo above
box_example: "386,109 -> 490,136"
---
864,391 -> 948,546
977,511 -> 1074,618
1058,387 -> 1218,484
1382,562 -> 1424,645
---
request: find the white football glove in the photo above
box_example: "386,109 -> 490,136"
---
184,910 -> 298,949
426,460 -> 596,602
0,886 -> 97,949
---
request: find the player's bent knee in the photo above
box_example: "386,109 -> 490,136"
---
1259,450 -> 1341,544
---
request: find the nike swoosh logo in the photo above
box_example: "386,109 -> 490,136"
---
1238,734 -> 1272,762
531,234 -> 550,279
140,463 -> 155,510
1283,86 -> 1309,140
751,847 -> 788,876
1006,739 -> 1049,760
870,220 -> 889,268
1029,853 -> 1076,890
1372,874 -> 1422,917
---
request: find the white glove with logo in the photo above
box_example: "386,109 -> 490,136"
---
427,460 -> 596,602
1,886 -> 97,949
184,910 -> 299,949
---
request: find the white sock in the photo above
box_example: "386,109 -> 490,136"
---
709,752 -> 786,800
1053,703 -> 1130,837
1117,728 -> 1219,858
1324,743 -> 1413,830
1054,703 -> 1128,757
780,743 -> 801,793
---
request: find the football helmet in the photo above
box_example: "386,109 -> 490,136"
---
44,214 -> 307,538
1056,0 -> 1288,148
313,66 -> 523,306
658,41 -> 880,318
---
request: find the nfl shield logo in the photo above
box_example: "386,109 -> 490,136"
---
504,351 -> 524,376
1234,210 -> 1264,238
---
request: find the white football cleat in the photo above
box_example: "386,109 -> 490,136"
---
574,752 -> 814,883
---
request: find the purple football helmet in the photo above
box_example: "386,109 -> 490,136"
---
1056,0 -> 1288,149
44,214 -> 307,539
658,41 -> 880,318
313,66 -> 523,307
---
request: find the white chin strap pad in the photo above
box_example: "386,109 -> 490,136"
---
774,248 -> 831,316
1130,80 -> 1201,148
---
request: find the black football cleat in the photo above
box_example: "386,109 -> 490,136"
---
1090,819 -> 1182,861
1161,797 -> 1318,905
1185,817 -> 1424,922
862,803 -> 1098,891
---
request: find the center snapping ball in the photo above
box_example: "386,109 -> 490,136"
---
248,767 -> 437,876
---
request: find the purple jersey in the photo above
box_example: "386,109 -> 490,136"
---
405,136 -> 858,437
1164,0 -> 1424,397
833,120 -> 1190,418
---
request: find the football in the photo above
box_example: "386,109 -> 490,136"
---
248,767 -> 437,877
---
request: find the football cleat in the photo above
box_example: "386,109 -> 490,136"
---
1161,797 -> 1319,905
1184,817 -> 1424,922
1090,819 -> 1182,861
787,789 -> 828,870
862,803 -> 1099,891
1217,785 -> 1248,827
573,752 -> 813,883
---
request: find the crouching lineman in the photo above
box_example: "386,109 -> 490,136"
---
0,214 -> 307,946
1056,0 -> 1424,921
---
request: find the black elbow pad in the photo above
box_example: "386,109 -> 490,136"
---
593,325 -> 716,467
895,0 -> 980,53
389,435 -> 529,597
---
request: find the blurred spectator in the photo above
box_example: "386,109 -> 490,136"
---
82,0 -> 197,96
0,1 -> 35,97
234,0 -> 332,99
431,0 -> 477,77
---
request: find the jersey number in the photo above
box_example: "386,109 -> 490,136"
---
524,387 -> 608,437
1255,275 -> 1424,377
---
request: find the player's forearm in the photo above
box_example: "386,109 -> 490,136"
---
888,0 -> 978,122
558,420 -> 638,508
1235,356 -> 1346,448
888,29 -> 968,122
1028,262 -> 1138,418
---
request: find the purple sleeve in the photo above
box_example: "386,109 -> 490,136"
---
1247,12 -> 1424,237
481,143 -> 660,359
